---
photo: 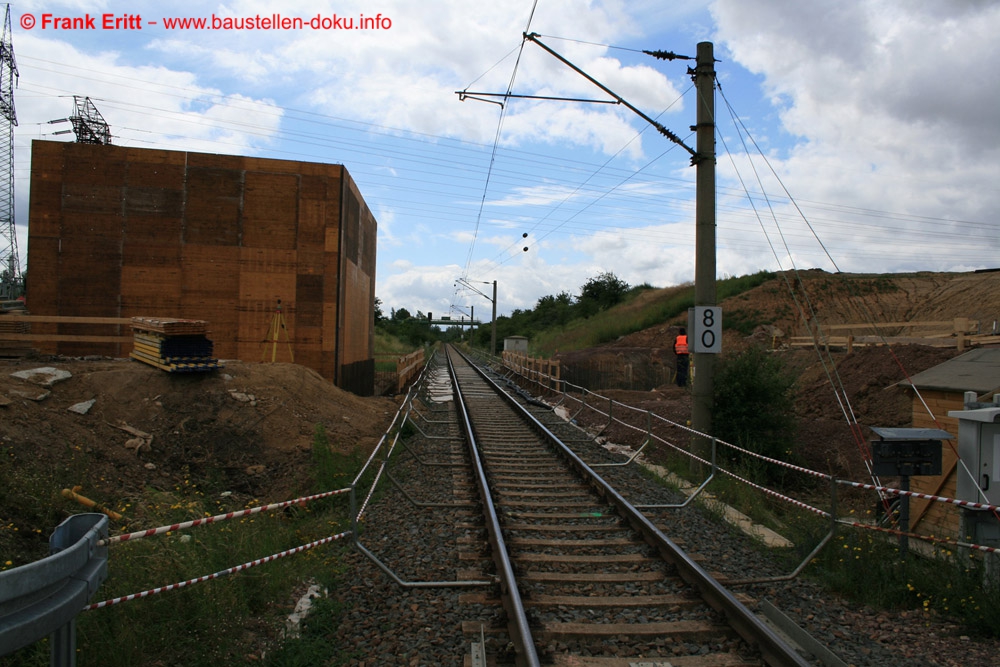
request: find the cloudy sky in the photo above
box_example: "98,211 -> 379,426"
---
7,0 -> 999,317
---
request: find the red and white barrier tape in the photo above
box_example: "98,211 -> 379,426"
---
85,531 -> 351,611
718,467 -> 830,518
714,438 -> 833,481
101,487 -> 351,546
837,479 -> 1000,514
837,519 -> 1000,554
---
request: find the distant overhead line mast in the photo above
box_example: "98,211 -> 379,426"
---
49,96 -> 112,145
0,3 -> 19,299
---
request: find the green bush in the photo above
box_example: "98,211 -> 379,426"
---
711,344 -> 797,484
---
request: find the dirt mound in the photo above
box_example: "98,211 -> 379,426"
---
0,357 -> 399,505
754,270 -> 1000,338
791,344 -> 962,479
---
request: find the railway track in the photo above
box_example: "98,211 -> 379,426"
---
445,344 -> 811,667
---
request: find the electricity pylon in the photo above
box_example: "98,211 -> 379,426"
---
0,4 -> 19,299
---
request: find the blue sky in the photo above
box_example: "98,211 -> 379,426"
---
8,0 -> 1000,318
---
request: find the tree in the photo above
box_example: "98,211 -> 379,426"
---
533,292 -> 574,329
577,271 -> 629,317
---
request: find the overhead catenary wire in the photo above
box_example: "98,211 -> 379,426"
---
13,79 -> 992,252
719,86 -> 996,514
12,45 -> 998,295
13,57 -> 995,266
459,0 -> 540,278
718,85 -> 896,510
716,87 -> 1000,528
480,88 -> 694,273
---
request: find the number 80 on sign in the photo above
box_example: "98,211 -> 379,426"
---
688,306 -> 722,353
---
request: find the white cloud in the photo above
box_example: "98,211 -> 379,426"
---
713,0 -> 1000,271
8,0 -> 998,320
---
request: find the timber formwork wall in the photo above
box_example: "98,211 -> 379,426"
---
907,390 -> 963,539
26,140 -> 377,393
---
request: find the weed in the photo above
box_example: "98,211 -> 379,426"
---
813,530 -> 1000,637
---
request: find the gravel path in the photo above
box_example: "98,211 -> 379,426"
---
330,366 -> 1000,666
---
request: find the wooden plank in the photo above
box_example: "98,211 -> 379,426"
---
182,245 -> 240,295
62,144 -> 127,185
909,447 -> 959,530
61,211 -> 124,240
299,174 -> 330,200
124,188 -> 185,218
823,319 -> 976,331
1,316 -> 132,324
242,155 -> 306,175
125,160 -> 185,188
186,152 -> 243,170
0,334 -> 134,343
297,199 -> 326,247
529,593 -> 694,608
536,620 -> 727,641
26,175 -> 63,238
238,272 -> 297,302
239,247 -> 298,273
549,654 -> 754,667
124,145 -> 187,167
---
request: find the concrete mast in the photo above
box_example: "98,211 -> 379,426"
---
692,42 -> 717,461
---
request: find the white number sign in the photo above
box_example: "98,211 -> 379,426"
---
689,306 -> 722,353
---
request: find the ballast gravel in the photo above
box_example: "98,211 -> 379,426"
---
329,389 -> 1000,666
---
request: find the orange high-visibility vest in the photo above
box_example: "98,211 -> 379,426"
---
674,334 -> 689,355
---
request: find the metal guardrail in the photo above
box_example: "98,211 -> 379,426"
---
0,513 -> 109,665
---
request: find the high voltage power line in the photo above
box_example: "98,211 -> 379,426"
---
9,53 -> 996,274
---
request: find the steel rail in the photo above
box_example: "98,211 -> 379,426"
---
445,347 -> 540,667
452,345 -> 812,667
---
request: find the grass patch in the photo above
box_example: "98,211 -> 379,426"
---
530,271 -> 775,356
723,307 -> 766,335
312,423 -> 363,492
0,428 -> 362,666
814,528 -> 1000,637
262,590 -> 347,666
374,329 -> 420,356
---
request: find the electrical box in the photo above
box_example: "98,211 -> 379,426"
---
869,427 -> 947,477
948,405 -> 1000,507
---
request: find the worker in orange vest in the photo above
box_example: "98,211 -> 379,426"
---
673,327 -> 689,387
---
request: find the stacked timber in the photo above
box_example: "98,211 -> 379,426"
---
129,317 -> 221,373
0,301 -> 32,357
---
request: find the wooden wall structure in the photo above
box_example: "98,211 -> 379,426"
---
26,140 -> 377,394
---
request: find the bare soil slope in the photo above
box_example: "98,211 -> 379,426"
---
0,358 -> 398,560
559,270 -> 998,480
719,269 -> 1000,339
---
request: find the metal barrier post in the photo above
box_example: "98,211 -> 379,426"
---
350,485 -> 358,543
50,514 -> 109,667
0,513 -> 108,666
